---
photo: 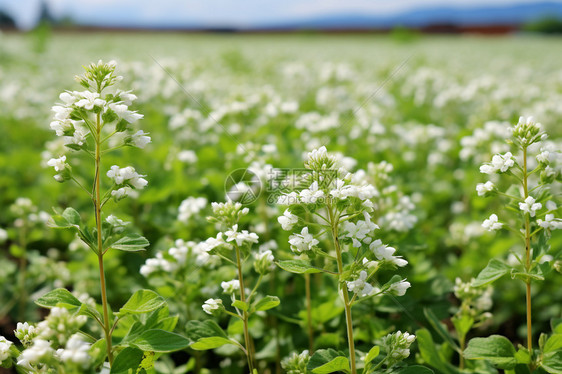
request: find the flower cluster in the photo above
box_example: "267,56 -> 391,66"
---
380,331 -> 416,368
281,350 -> 310,374
178,196 -> 207,223
9,301 -> 94,372
46,60 -> 149,201
278,146 -> 411,300
478,116 -> 560,236
455,278 -> 493,319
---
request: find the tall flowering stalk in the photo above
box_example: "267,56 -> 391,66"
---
276,147 -> 413,374
186,200 -> 279,374
466,116 -> 561,371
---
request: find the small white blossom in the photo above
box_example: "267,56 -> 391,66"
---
18,339 -> 54,369
202,298 -> 222,315
519,196 -> 542,217
107,165 -> 148,189
131,130 -> 151,148
221,280 -> 240,294
225,224 -> 259,246
288,227 -> 319,254
109,103 -> 143,123
346,270 -> 379,297
299,181 -> 325,204
480,152 -> 515,174
537,214 -> 562,230
56,334 -> 91,367
389,279 -> 411,296
106,215 -> 128,232
278,209 -> 298,231
476,181 -> 495,196
47,155 -> 68,172
178,197 -> 207,223
75,91 -> 105,110
0,228 -> 7,243
482,214 -> 503,231
0,336 -> 12,362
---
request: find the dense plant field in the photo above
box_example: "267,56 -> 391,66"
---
0,32 -> 561,373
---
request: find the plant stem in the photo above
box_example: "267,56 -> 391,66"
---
94,111 -> 113,366
328,206 -> 356,374
235,245 -> 256,374
18,224 -> 28,318
522,145 -> 533,366
305,273 -> 314,353
459,334 -> 466,370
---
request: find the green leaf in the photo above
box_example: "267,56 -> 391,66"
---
130,329 -> 190,353
472,259 -> 511,287
62,207 -> 81,226
48,214 -> 75,229
110,234 -> 149,252
514,347 -> 531,364
89,339 -> 107,369
276,260 -> 323,274
424,308 -> 461,353
364,346 -> 379,365
544,334 -> 562,353
35,288 -> 81,309
464,335 -> 516,369
396,366 -> 435,374
452,314 -> 474,338
308,349 -> 350,374
186,320 -> 238,351
542,351 -> 562,374
117,290 -> 165,316
186,320 -> 228,340
551,318 -> 562,334
416,329 -> 457,374
110,347 -> 143,374
190,337 -> 237,350
253,296 -> 280,312
232,300 -> 249,312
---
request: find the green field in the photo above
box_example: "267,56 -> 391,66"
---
0,32 -> 561,373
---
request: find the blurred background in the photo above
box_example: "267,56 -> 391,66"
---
1,0 -> 562,34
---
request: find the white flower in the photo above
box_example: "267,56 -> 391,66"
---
51,105 -> 73,121
178,197 -> 207,223
18,339 -> 54,369
50,119 -> 74,136
346,271 -> 379,297
0,228 -> 7,243
202,298 -> 222,315
56,334 -> 91,367
47,155 -> 68,172
111,186 -> 133,199
369,239 -> 407,267
519,196 -> 542,217
225,224 -> 259,246
342,215 -> 379,247
288,227 -> 319,254
389,279 -> 411,296
75,91 -> 105,110
0,336 -> 12,362
480,152 -> 514,174
107,165 -> 148,189
482,214 -> 503,231
278,209 -> 298,231
537,214 -> 562,230
476,181 -> 495,196
131,130 -> 151,148
109,103 -> 143,123
300,181 -> 325,204
177,150 -> 198,163
221,280 -> 240,294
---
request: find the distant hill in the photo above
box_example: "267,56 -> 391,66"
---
256,1 -> 562,30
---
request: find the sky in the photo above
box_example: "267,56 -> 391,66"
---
1,0 -> 561,29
